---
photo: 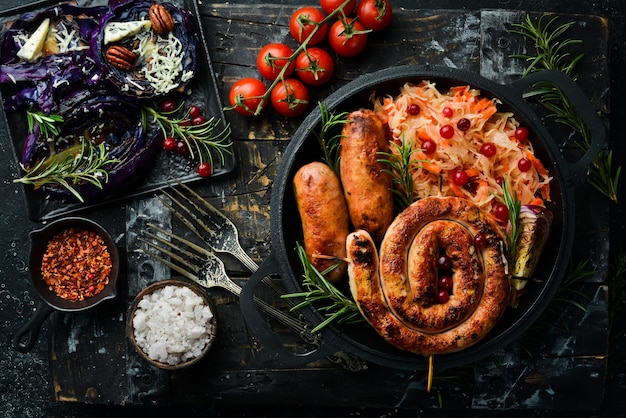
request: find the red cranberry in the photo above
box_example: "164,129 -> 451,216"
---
480,143 -> 497,157
437,289 -> 450,304
514,126 -> 529,142
439,275 -> 453,291
493,202 -> 509,223
452,170 -> 469,186
440,124 -> 454,139
407,104 -> 421,115
518,157 -> 532,172
474,233 -> 487,248
457,118 -> 471,131
422,139 -> 437,155
442,107 -> 453,118
436,255 -> 452,270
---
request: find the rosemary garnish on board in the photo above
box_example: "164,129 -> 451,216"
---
14,140 -> 119,203
142,101 -> 232,167
510,13 -> 620,203
281,243 -> 363,333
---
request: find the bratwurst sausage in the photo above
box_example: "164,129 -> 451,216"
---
340,109 -> 394,243
293,161 -> 350,283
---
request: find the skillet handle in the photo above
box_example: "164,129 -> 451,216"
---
239,253 -> 336,366
13,302 -> 54,353
510,69 -> 606,180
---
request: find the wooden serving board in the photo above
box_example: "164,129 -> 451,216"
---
49,5 -> 610,411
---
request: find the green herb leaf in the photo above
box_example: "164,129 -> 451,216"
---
142,102 -> 232,168
511,13 -> 620,203
378,134 -> 421,211
281,243 -> 364,333
14,140 -> 119,203
26,109 -> 63,138
311,101 -> 348,175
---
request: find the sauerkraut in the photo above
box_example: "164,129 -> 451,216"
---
373,81 -> 552,212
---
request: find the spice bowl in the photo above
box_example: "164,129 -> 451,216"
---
13,217 -> 120,352
127,279 -> 217,370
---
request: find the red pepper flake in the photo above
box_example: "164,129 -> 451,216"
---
40,227 -> 112,302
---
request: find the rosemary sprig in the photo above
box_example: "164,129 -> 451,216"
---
281,243 -> 363,332
494,179 -> 522,261
14,140 -> 119,203
511,13 -> 620,203
310,101 -> 348,175
142,101 -> 232,168
26,109 -> 63,139
378,134 -> 420,211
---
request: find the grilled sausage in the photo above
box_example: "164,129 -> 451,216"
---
293,161 -> 350,283
347,196 -> 511,355
340,109 -> 394,243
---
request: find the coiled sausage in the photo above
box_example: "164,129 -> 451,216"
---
347,196 -> 511,355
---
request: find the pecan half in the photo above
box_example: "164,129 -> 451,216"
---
149,4 -> 175,36
105,45 -> 137,70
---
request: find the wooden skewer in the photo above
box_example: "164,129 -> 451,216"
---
427,354 -> 434,393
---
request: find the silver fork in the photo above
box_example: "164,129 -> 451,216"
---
138,223 -> 321,345
157,180 -> 288,298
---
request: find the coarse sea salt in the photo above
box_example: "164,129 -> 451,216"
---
132,284 -> 214,366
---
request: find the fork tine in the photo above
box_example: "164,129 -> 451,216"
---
167,180 -> 259,272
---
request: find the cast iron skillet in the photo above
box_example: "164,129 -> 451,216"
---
13,217 -> 120,353
240,66 -> 606,370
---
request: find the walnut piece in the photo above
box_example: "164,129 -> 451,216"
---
149,4 -> 175,36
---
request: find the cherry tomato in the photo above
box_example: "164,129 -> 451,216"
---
356,0 -> 393,32
270,78 -> 310,117
295,47 -> 335,86
256,43 -> 296,81
289,6 -> 328,45
320,0 -> 356,15
163,136 -> 177,151
228,78 -> 268,116
328,18 -> 368,57
196,162 -> 212,177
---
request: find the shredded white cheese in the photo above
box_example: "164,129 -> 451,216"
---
132,31 -> 191,95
